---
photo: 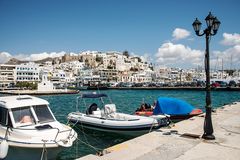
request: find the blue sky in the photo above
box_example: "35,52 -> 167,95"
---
0,0 -> 240,69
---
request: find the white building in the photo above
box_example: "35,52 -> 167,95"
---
131,71 -> 152,83
211,71 -> 228,79
51,70 -> 66,83
120,71 -> 152,83
69,61 -> 85,75
38,72 -> 55,92
0,64 -> 16,87
15,62 -> 40,82
116,56 -> 127,71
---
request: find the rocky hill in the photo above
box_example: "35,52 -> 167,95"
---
6,57 -> 55,65
5,58 -> 28,65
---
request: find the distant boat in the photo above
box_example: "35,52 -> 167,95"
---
67,93 -> 169,136
135,97 -> 203,122
87,85 -> 109,90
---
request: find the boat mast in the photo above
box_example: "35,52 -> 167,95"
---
222,58 -> 224,79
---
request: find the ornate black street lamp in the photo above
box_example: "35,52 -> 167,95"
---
192,12 -> 221,140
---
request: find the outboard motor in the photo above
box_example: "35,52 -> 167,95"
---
86,103 -> 98,114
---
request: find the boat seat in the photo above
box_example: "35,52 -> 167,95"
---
104,104 -> 116,115
92,108 -> 101,117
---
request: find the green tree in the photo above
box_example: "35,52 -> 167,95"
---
16,82 -> 37,90
123,50 -> 130,58
137,57 -> 141,62
96,55 -> 103,63
186,73 -> 193,81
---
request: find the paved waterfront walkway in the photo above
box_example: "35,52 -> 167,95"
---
77,102 -> 240,160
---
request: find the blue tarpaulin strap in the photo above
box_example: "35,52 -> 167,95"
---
153,97 -> 194,115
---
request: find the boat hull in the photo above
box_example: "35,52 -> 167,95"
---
68,112 -> 168,136
70,119 -> 160,136
135,109 -> 202,122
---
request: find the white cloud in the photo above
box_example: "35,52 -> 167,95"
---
13,51 -> 66,61
155,31 -> 240,69
27,51 -> 66,61
212,45 -> 240,69
140,53 -> 152,62
172,28 -> 191,40
216,32 -> 240,69
0,51 -> 67,63
155,42 -> 203,68
0,52 -> 12,64
221,33 -> 240,46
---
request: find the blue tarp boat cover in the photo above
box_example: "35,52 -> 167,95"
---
153,97 -> 195,115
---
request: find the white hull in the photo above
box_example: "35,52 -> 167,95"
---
68,112 -> 168,136
74,122 -> 152,136
0,122 -> 77,159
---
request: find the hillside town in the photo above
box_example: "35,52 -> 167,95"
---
0,51 -> 240,89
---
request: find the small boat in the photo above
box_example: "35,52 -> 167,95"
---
67,93 -> 169,135
87,86 -> 109,90
135,97 -> 203,122
0,95 -> 77,160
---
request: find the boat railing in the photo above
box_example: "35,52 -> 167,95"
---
8,125 -> 75,143
54,127 -> 76,143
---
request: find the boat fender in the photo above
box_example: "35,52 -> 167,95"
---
0,139 -> 9,159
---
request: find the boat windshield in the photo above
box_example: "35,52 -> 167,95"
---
33,105 -> 55,123
12,106 -> 35,127
0,107 -> 8,126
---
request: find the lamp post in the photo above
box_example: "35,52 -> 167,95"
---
192,12 -> 221,140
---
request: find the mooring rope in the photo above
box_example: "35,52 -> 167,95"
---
40,140 -> 48,160
67,120 -> 105,154
149,118 -> 156,133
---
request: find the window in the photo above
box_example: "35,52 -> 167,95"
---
12,107 -> 35,126
0,107 -> 7,126
33,105 -> 55,123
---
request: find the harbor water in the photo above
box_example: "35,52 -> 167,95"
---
2,89 -> 239,159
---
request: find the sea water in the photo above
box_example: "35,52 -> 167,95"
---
38,89 -> 240,160
3,89 -> 239,159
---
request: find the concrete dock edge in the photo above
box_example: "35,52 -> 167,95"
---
77,102 -> 240,160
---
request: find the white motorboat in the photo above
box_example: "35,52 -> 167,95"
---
67,93 -> 169,135
0,95 -> 77,160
